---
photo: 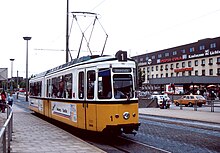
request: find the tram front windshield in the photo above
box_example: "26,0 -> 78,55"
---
98,68 -> 134,99
113,74 -> 134,99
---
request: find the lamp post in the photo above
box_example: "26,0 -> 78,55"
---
9,58 -> 15,91
23,36 -> 31,102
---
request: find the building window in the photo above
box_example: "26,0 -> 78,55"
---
189,47 -> 194,52
209,58 -> 213,65
156,74 -> 158,78
156,66 -> 158,71
160,65 -> 163,71
151,66 -> 154,71
202,70 -> 205,76
140,58 -> 143,62
161,74 -> 163,78
158,54 -> 162,58
182,62 -> 185,68
199,45 -> 205,51
210,43 -> 216,48
173,51 -> 177,55
171,73 -> 173,77
188,61 -> 192,67
166,73 -> 168,77
209,69 -> 213,75
195,60 -> 198,66
165,64 -> 168,70
201,59 -> 205,66
152,55 -> 155,59
181,49 -> 186,53
188,71 -> 192,76
217,68 -> 220,75
152,75 -> 154,78
182,71 -> 185,76
170,64 -> 174,69
147,67 -> 150,72
165,52 -> 169,57
217,57 -> 220,64
195,70 -> 198,76
176,72 -> 179,77
176,63 -> 179,68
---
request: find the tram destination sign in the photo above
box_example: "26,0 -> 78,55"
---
113,68 -> 131,73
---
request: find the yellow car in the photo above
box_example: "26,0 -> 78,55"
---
174,95 -> 206,107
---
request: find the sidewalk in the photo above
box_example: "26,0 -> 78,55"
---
1,104 -> 105,153
139,107 -> 220,124
1,103 -> 220,152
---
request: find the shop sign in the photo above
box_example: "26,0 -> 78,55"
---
138,62 -> 147,66
189,50 -> 220,59
174,67 -> 193,72
158,56 -> 182,63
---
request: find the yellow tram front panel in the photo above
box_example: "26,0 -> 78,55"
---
96,102 -> 139,132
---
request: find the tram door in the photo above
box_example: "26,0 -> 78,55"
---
77,68 -> 97,131
85,68 -> 97,131
77,69 -> 86,129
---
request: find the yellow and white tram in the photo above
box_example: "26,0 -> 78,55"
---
29,51 -> 140,134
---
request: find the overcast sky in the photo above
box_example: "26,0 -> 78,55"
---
1,0 -> 220,78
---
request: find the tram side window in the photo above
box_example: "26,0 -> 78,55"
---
30,81 -> 42,97
98,69 -> 111,99
65,74 -> 72,98
51,74 -> 73,99
87,70 -> 95,99
52,77 -> 59,98
46,80 -> 49,97
78,72 -> 84,99
47,79 -> 52,97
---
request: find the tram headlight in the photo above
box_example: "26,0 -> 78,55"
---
123,112 -> 130,120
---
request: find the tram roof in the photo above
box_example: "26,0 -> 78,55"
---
32,51 -> 134,79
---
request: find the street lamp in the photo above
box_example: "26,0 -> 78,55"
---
9,58 -> 15,91
23,36 -> 31,102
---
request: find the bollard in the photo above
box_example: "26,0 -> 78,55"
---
194,101 -> 197,111
180,101 -> 183,110
211,100 -> 214,112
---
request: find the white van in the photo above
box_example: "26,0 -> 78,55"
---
151,94 -> 171,108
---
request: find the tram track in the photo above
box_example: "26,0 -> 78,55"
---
31,112 -> 171,153
83,133 -> 171,153
139,114 -> 220,132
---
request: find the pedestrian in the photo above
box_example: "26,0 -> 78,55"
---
210,91 -> 216,100
7,92 -> 14,107
1,91 -> 7,113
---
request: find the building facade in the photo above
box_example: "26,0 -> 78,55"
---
132,37 -> 220,94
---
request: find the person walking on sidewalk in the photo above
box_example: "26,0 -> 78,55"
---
1,91 -> 7,113
7,92 -> 14,107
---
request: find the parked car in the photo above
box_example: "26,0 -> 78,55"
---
174,95 -> 206,107
137,91 -> 151,99
151,94 -> 171,108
